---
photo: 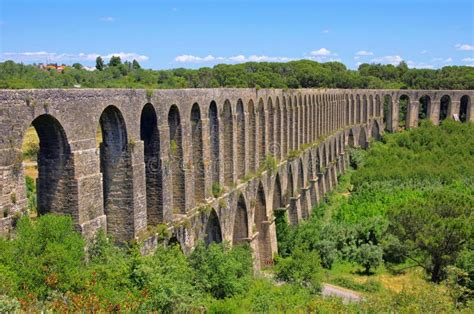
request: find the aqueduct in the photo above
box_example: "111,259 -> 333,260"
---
0,88 -> 472,267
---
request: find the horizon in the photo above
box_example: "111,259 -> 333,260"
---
1,0 -> 473,70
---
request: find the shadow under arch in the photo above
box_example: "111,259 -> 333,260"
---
29,114 -> 74,217
233,193 -> 249,245
205,209 -> 223,245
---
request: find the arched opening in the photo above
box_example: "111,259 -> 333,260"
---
359,128 -> 367,148
376,95 -> 381,118
460,95 -> 470,123
258,99 -> 266,166
275,97 -> 282,158
255,182 -> 272,268
308,152 -> 317,207
223,100 -> 233,186
383,95 -> 393,131
356,95 -> 361,123
99,106 -> 130,241
248,100 -> 256,172
268,97 -> 274,155
348,129 -> 355,148
304,96 -> 309,144
298,159 -> 308,219
399,95 -> 409,129
299,95 -> 303,146
282,98 -> 288,157
205,209 -> 222,245
236,99 -> 245,178
288,97 -> 294,151
371,120 -> 381,141
25,115 -> 73,218
209,101 -> 220,184
439,95 -> 451,122
273,173 -> 283,211
419,95 -> 431,122
287,164 -> 297,225
345,95 -> 350,125
369,95 -> 374,118
191,103 -> 205,204
140,103 -> 163,224
233,194 -> 249,245
363,95 -> 368,123
350,95 -> 355,125
168,105 -> 185,214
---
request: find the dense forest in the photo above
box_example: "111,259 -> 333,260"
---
1,58 -> 473,90
1,120 -> 472,312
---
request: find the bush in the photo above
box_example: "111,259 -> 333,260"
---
352,243 -> 383,275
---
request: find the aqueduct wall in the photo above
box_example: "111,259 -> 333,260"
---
0,88 -> 472,267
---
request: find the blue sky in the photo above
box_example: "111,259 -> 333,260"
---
1,0 -> 473,69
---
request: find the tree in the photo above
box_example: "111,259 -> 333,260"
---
72,63 -> 83,70
95,56 -> 105,71
132,59 -> 141,70
388,190 -> 474,282
108,56 -> 122,67
353,243 -> 383,275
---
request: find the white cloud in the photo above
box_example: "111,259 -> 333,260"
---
1,51 -> 149,63
370,55 -> 403,65
321,29 -> 330,34
174,54 -> 293,64
420,50 -> 428,55
443,57 -> 453,63
355,50 -> 373,56
100,16 -> 114,22
455,44 -> 474,51
406,61 -> 434,69
310,48 -> 332,56
462,57 -> 474,62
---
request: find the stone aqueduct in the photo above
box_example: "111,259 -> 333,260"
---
0,88 -> 472,267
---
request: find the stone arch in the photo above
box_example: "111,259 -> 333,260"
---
348,128 -> 355,148
359,127 -> 368,148
205,209 -> 222,245
345,95 -> 350,125
233,194 -> 249,245
141,103 -> 163,224
258,98 -> 266,165
356,95 -> 361,123
304,95 -> 309,144
268,97 -> 274,155
282,97 -> 288,157
439,95 -> 451,122
99,105 -> 130,242
363,95 -> 368,123
350,95 -> 355,124
308,151 -> 317,207
273,173 -> 283,211
209,101 -> 220,183
299,95 -> 303,146
371,120 -> 381,141
419,95 -> 431,122
369,95 -> 374,118
223,100 -> 233,186
30,114 -> 73,217
287,164 -> 297,224
288,97 -> 295,151
168,105 -> 185,214
248,100 -> 256,172
236,99 -> 245,178
460,95 -> 470,123
298,158 -> 308,219
190,103 -> 205,204
375,95 -> 381,117
399,94 -> 409,128
274,97 -> 282,158
255,182 -> 272,268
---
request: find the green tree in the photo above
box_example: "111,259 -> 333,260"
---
132,59 -> 141,70
95,56 -> 105,71
388,190 -> 474,282
108,56 -> 122,67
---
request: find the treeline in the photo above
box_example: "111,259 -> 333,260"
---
1,58 -> 473,90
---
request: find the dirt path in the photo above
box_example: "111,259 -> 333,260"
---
321,283 -> 362,303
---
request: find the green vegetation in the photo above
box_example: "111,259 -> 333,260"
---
1,58 -> 473,89
1,120 -> 472,312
